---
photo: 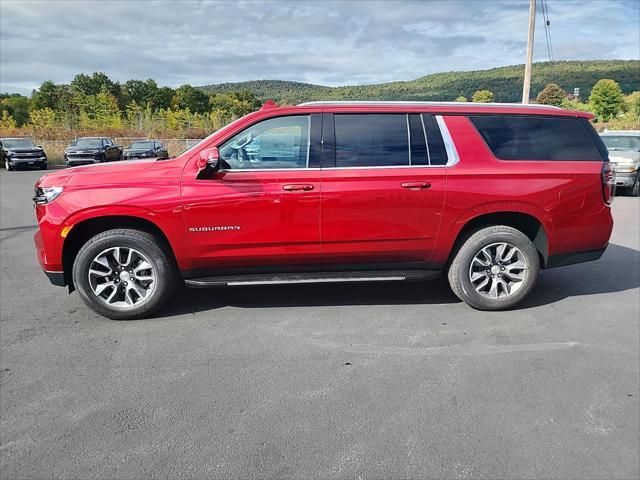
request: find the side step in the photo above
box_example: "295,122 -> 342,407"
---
184,270 -> 440,288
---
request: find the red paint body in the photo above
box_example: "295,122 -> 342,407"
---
34,103 -> 613,281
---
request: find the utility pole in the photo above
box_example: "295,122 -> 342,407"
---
522,0 -> 536,104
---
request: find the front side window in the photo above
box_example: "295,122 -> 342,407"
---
470,115 -> 603,161
219,115 -> 310,170
334,114 -> 409,167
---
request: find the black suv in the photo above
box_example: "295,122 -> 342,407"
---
64,137 -> 123,166
1,137 -> 47,171
123,140 -> 169,160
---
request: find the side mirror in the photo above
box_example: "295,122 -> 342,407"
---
196,147 -> 221,179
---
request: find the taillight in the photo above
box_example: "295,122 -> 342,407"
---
601,162 -> 615,205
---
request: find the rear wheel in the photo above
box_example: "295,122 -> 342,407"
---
72,229 -> 178,319
448,225 -> 540,310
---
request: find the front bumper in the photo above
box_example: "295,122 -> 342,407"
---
34,228 -> 66,287
6,157 -> 47,167
43,270 -> 65,286
614,172 -> 638,188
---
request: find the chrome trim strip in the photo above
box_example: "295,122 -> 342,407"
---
44,270 -> 63,274
406,114 -> 412,166
435,115 -> 460,167
216,167 -> 322,172
297,101 -> 562,110
321,165 -> 444,170
227,276 -> 406,286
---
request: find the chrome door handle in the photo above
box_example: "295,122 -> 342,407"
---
282,184 -> 314,191
401,181 -> 431,190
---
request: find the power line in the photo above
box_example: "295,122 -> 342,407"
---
540,0 -> 554,61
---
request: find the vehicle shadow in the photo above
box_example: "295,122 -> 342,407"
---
159,275 -> 460,318
520,242 -> 640,308
158,243 -> 639,317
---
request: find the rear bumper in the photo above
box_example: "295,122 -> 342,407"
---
545,246 -> 607,268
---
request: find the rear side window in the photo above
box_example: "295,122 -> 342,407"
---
335,114 -> 409,167
469,115 -> 603,161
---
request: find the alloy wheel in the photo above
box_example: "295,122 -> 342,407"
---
88,246 -> 156,309
468,242 -> 527,300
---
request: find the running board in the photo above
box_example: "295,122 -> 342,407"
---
184,270 -> 439,288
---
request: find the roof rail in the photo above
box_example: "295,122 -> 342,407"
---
297,100 -> 563,110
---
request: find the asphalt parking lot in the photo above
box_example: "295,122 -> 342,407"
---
1,167 -> 639,479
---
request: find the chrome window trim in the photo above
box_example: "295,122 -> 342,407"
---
435,115 -> 460,167
215,115 -> 459,172
406,114 -> 412,166
217,167 -> 322,173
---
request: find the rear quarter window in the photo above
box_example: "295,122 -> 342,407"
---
469,115 -> 603,161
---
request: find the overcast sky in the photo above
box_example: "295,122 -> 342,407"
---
1,0 -> 638,95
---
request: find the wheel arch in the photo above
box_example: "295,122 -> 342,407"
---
447,211 -> 550,268
61,215 -> 179,290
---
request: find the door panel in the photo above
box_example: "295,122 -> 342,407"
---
181,114 -> 322,272
320,167 -> 447,265
181,170 -> 321,271
319,113 -> 448,267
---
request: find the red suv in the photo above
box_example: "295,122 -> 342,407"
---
33,101 -> 614,319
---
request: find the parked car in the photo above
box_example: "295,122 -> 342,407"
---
64,137 -> 122,166
33,101 -> 614,320
1,137 -> 47,170
123,140 -> 169,160
600,130 -> 640,197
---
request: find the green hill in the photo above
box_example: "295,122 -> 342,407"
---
199,60 -> 640,104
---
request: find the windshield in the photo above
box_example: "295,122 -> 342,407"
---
601,135 -> 640,151
129,141 -> 155,149
73,138 -> 103,148
3,138 -> 36,149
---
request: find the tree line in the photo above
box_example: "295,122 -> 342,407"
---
1,69 -> 638,140
0,72 -> 262,139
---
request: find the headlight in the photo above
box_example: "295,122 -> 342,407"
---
6,151 -> 16,157
33,186 -> 63,205
614,163 -> 639,173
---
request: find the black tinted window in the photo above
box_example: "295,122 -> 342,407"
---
423,114 -> 448,165
335,114 -> 409,167
470,115 -> 603,161
409,114 -> 428,165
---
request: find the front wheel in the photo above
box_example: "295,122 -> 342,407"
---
72,229 -> 178,319
630,174 -> 640,197
448,225 -> 540,311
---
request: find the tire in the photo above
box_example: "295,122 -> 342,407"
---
630,174 -> 640,197
40,163 -> 47,170
72,229 -> 178,320
447,225 -> 540,311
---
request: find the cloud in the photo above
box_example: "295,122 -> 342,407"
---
1,0 -> 638,94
